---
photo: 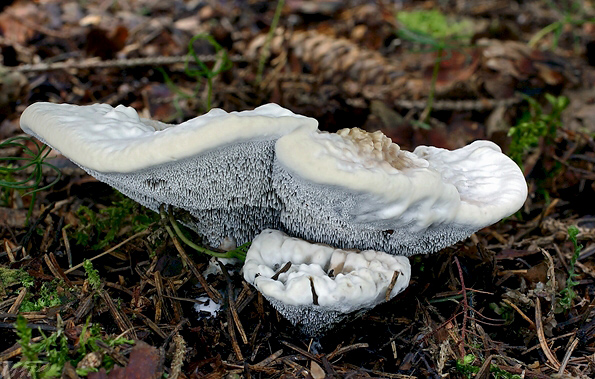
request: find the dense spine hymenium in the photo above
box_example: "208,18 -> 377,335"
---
272,159 -> 478,256
85,140 -> 282,247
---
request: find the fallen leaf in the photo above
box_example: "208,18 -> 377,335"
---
108,341 -> 162,379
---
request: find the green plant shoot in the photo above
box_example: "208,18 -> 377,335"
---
14,315 -> 133,377
507,94 -> 569,166
559,225 -> 583,309
0,136 -> 61,223
256,0 -> 285,83
159,204 -> 249,260
83,259 -> 101,290
159,33 -> 232,114
396,10 -> 473,125
528,0 -> 595,51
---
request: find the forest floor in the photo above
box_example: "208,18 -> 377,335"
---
1,0 -> 595,378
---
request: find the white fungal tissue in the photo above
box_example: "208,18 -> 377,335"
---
19,102 -> 527,254
19,102 -> 318,247
243,229 -> 411,335
274,127 -> 527,255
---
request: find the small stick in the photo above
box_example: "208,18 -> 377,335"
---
271,262 -> 292,280
64,229 -> 150,274
62,227 -> 72,268
219,261 -> 249,344
558,336 -> 579,375
9,54 -> 247,73
280,340 -> 320,362
535,298 -> 561,369
4,239 -> 15,262
7,288 -> 27,314
170,333 -> 186,379
252,349 -> 283,367
502,298 -> 536,329
327,343 -> 369,360
454,256 -> 469,357
226,309 -> 244,361
43,253 -> 73,287
385,271 -> 400,301
309,277 -> 319,306
99,290 -> 137,339
168,228 -> 220,303
134,311 -> 168,339
153,271 -> 166,323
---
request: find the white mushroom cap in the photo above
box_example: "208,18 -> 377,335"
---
413,140 -> 528,227
273,128 -> 527,255
20,102 -> 318,246
243,229 -> 411,335
20,102 -> 317,173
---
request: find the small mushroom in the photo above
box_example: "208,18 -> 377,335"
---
20,102 -> 318,246
273,127 -> 527,255
243,229 -> 411,336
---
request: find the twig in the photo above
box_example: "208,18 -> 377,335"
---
19,201 -> 55,251
9,55 -> 246,73
170,332 -> 186,379
99,290 -> 137,339
327,343 -> 369,360
226,308 -> 244,361
271,261 -> 292,280
309,277 -> 319,306
134,311 -> 168,339
219,261 -> 249,345
558,336 -> 579,375
62,227 -> 72,268
475,355 -> 493,379
454,256 -> 468,357
535,298 -> 561,369
64,229 -> 151,274
7,288 -> 27,315
253,349 -> 283,367
385,271 -> 400,301
502,298 -> 536,329
43,252 -> 73,287
280,340 -> 320,362
159,206 -> 220,303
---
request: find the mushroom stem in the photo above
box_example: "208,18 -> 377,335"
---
159,204 -> 247,260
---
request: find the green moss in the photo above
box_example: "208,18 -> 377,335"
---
83,259 -> 101,290
15,315 -> 134,378
0,267 -> 34,290
20,280 -> 73,312
396,9 -> 473,40
74,191 -> 159,250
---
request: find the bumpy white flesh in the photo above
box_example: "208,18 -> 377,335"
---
243,229 -> 411,336
273,128 -> 527,255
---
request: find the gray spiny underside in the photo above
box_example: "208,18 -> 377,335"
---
80,137 -> 479,255
83,140 -> 281,247
271,160 -> 479,256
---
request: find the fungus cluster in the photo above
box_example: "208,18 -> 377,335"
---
20,102 -> 527,335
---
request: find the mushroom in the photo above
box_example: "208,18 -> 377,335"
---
243,229 -> 411,336
273,127 -> 528,256
20,102 -> 318,247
